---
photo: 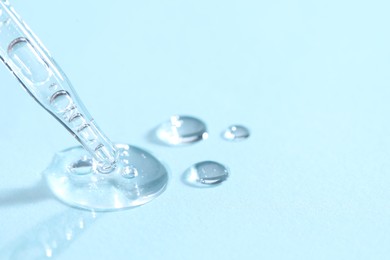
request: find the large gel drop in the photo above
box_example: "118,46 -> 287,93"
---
223,125 -> 250,141
156,115 -> 208,145
183,161 -> 229,187
44,144 -> 168,210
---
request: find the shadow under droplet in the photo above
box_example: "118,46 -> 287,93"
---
0,177 -> 53,208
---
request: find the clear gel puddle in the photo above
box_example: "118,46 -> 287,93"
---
156,115 -> 208,145
44,144 -> 168,211
183,161 -> 229,187
223,125 -> 250,141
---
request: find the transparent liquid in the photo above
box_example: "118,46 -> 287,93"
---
156,115 -> 208,145
44,144 -> 168,211
223,125 -> 250,141
183,161 -> 229,187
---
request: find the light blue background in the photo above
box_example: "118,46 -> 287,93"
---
1,0 -> 390,259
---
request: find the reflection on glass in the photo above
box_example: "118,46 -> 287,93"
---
0,209 -> 98,259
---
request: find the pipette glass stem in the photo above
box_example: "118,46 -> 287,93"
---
0,1 -> 117,172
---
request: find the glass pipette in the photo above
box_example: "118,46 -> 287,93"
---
0,1 -> 168,211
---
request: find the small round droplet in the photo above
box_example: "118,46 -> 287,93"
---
156,115 -> 208,145
121,165 -> 139,179
183,161 -> 229,187
223,125 -> 250,141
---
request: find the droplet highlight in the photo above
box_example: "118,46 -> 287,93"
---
156,115 -> 208,145
183,161 -> 229,187
223,125 -> 250,141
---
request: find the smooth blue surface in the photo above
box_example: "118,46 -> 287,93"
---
1,0 -> 390,259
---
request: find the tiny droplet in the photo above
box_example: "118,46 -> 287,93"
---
121,165 -> 139,179
223,125 -> 250,141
